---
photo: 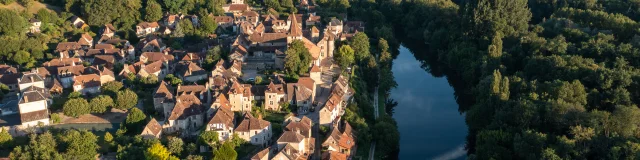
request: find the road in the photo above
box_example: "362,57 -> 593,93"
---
369,87 -> 379,160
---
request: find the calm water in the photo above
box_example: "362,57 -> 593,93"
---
391,46 -> 467,160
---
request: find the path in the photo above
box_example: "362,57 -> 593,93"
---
369,87 -> 379,160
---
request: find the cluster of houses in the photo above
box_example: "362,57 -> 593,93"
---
3,0 -> 363,159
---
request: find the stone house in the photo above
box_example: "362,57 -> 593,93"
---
264,82 -> 285,111
175,61 -> 207,82
29,18 -> 41,33
72,74 -> 102,95
17,76 -> 51,128
70,16 -> 86,29
206,106 -> 235,141
136,22 -> 160,37
78,33 -> 94,49
228,81 -> 253,112
140,52 -> 173,64
141,118 -> 163,139
119,61 -> 169,80
213,16 -> 235,29
100,24 -> 116,38
166,94 -> 206,135
322,122 -> 356,157
177,84 -> 210,104
153,81 -> 175,119
235,113 -> 271,146
251,148 -> 270,160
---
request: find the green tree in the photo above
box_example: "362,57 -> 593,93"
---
63,98 -> 90,118
68,92 -> 83,99
10,132 -> 62,160
0,9 -> 28,35
351,32 -> 370,62
145,0 -> 163,22
0,128 -> 12,149
200,16 -> 218,34
284,40 -> 312,76
116,89 -> 138,110
60,130 -> 99,160
101,81 -> 123,97
126,108 -> 147,125
145,142 -> 172,160
213,142 -> 237,160
163,0 -> 185,13
12,50 -> 31,65
90,95 -> 113,113
335,45 -> 355,70
198,130 -> 219,147
166,137 -> 184,155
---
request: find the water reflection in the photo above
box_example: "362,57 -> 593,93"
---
391,46 -> 467,160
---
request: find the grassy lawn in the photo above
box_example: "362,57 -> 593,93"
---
0,2 -> 61,14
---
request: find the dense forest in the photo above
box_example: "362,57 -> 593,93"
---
365,0 -> 640,159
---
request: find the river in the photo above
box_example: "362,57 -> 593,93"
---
390,45 -> 468,160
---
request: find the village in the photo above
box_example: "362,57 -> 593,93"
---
0,0 -> 366,159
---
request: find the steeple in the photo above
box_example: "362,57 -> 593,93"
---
288,13 -> 302,38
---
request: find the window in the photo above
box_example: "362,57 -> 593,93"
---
270,101 -> 273,105
255,131 -> 257,134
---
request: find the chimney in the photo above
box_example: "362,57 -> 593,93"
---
23,95 -> 28,102
189,53 -> 193,60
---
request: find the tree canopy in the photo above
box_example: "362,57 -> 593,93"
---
284,40 -> 312,76
116,89 -> 138,110
63,98 -> 90,118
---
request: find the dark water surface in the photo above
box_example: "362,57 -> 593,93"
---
391,46 -> 467,160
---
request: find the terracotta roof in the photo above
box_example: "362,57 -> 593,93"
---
19,73 -> 44,84
177,84 -> 207,95
154,81 -> 174,99
243,10 -> 259,17
311,26 -> 320,33
176,61 -> 206,78
78,33 -> 93,46
307,16 -> 321,22
181,53 -> 201,61
141,52 -> 174,63
57,65 -> 90,76
103,24 -> 116,34
168,94 -> 203,120
73,74 -> 101,88
235,113 -> 270,132
138,22 -> 160,29
227,4 -> 248,11
298,77 -> 315,91
144,118 -> 162,136
95,44 -> 115,50
213,16 -> 234,23
278,131 -> 305,143
143,61 -> 165,74
310,65 -> 321,72
56,42 -> 81,52
285,119 -> 311,138
302,38 -> 320,59
207,107 -> 234,128
19,90 -> 47,104
255,23 -> 265,33
0,65 -> 17,74
288,14 -> 302,37
266,82 -> 285,94
321,151 -> 347,160
0,73 -> 19,85
19,109 -> 48,123
252,148 -> 270,160
248,32 -> 287,43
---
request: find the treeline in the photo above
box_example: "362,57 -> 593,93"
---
392,0 -> 640,159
